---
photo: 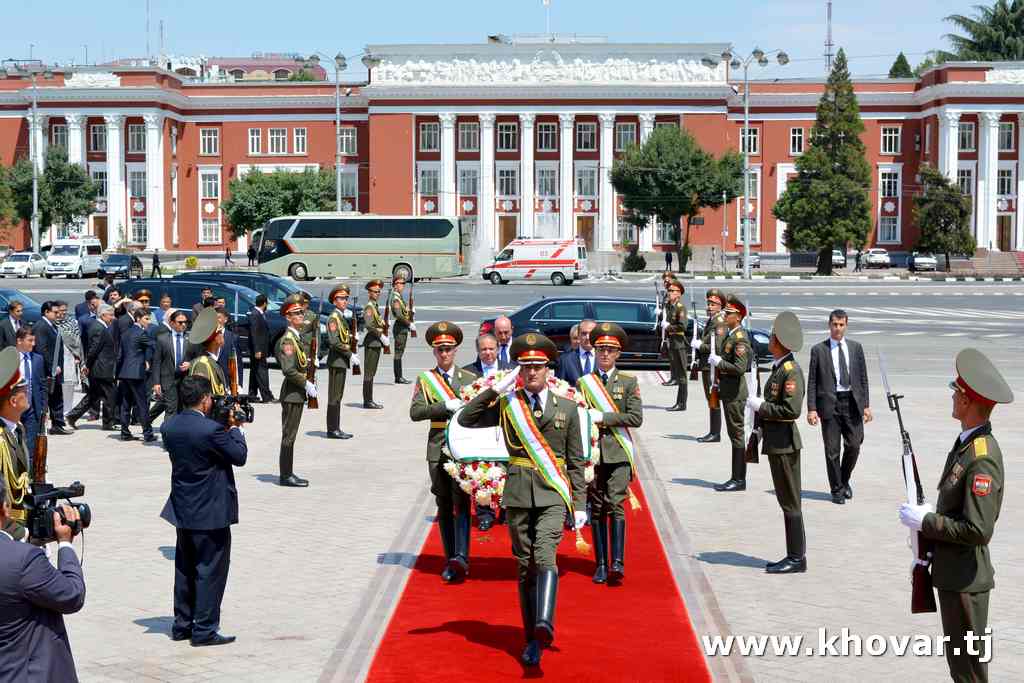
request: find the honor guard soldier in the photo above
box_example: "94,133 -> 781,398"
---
899,349 -> 1013,683
660,280 -> 689,411
298,292 -> 319,351
361,280 -> 387,409
409,322 -> 477,582
459,333 -> 587,667
275,300 -> 316,488
390,276 -> 414,384
709,294 -> 752,492
187,308 -> 228,397
0,347 -> 31,541
693,289 -> 727,442
747,311 -> 807,574
325,285 -> 357,440
577,323 -> 643,585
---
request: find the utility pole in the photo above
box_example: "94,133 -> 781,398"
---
824,1 -> 834,73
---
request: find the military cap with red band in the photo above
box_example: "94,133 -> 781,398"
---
281,301 -> 303,316
590,321 -> 628,349
723,293 -> 747,317
706,288 -> 726,306
949,348 -> 1014,407
328,284 -> 351,302
0,347 -> 26,399
510,332 -> 558,365
425,321 -> 463,348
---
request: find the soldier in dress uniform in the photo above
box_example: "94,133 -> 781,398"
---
578,322 -> 643,585
325,285 -> 357,440
298,292 -> 319,353
710,294 -> 752,492
361,280 -> 387,409
693,288 -> 727,443
748,311 -> 807,574
390,276 -> 414,385
187,308 -> 228,397
409,322 -> 477,582
0,347 -> 32,541
661,280 -> 689,411
899,348 -> 1013,683
459,333 -> 587,667
658,274 -> 677,387
275,300 -> 315,488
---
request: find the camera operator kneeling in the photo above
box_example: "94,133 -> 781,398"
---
0,480 -> 86,682
159,376 -> 247,647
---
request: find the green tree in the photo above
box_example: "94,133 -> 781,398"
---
41,146 -> 101,234
288,69 -> 317,82
773,49 -> 872,275
888,52 -> 914,78
610,125 -> 742,272
0,167 -> 16,227
914,165 -> 975,266
940,0 -> 1024,61
222,168 -> 336,238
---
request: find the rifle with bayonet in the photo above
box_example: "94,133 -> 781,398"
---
688,288 -> 700,381
382,284 -> 392,355
349,305 -> 361,376
408,279 -> 417,338
879,351 -> 937,614
654,282 -> 667,358
743,307 -> 761,464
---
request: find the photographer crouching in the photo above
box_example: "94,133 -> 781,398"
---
159,376 -> 247,647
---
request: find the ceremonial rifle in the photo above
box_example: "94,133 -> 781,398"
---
382,285 -> 392,355
228,352 -> 240,397
879,351 -> 937,614
408,279 -> 417,338
306,319 -> 320,410
654,282 -> 667,358
688,288 -> 700,381
743,308 -> 761,464
32,379 -> 50,488
349,309 -> 361,376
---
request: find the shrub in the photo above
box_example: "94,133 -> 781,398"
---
622,244 -> 647,272
184,256 -> 199,269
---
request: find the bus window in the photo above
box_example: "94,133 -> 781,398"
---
495,249 -> 513,262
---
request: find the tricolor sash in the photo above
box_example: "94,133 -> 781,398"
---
419,369 -> 457,404
578,372 -> 636,475
502,392 -> 574,514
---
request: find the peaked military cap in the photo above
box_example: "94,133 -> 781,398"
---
188,307 -> 222,345
771,311 -> 803,352
284,293 -> 303,305
365,279 -> 385,291
723,293 -> 747,317
0,347 -> 26,399
706,288 -> 726,306
666,279 -> 683,293
328,284 -> 351,302
425,321 -> 463,348
510,332 -> 558,365
281,300 -> 303,316
591,321 -> 628,349
950,348 -> 1014,406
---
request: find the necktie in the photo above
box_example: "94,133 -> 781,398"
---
600,371 -> 608,385
441,371 -> 451,389
838,343 -> 851,387
582,352 -> 592,375
531,393 -> 543,416
500,345 -> 509,366
22,353 -> 31,403
175,334 -> 183,365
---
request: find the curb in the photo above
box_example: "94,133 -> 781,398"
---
620,273 -> 1024,282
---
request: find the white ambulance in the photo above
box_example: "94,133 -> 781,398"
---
482,238 -> 589,286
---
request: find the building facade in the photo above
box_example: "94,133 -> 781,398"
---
2,40 -> 1024,259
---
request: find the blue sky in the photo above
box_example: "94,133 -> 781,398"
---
1,0 -> 973,80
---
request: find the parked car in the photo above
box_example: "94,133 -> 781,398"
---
0,245 -> 14,262
479,297 -> 773,370
832,250 -> 847,268
0,289 -> 42,325
908,252 -> 937,272
44,237 -> 103,278
736,252 -> 761,270
98,253 -> 144,280
864,248 -> 891,268
0,252 -> 47,278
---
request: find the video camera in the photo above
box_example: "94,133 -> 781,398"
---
25,481 -> 92,544
211,395 -> 254,426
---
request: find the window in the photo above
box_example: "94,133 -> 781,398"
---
925,122 -> 932,154
537,123 -> 557,151
201,218 -> 221,243
655,222 -> 675,244
880,171 -> 900,197
269,128 -> 287,154
419,122 -> 439,152
127,124 -> 146,153
230,69 -> 245,81
536,168 -> 558,197
575,122 -> 597,151
999,121 -> 1015,151
199,128 -> 219,156
741,127 -> 759,155
128,170 -> 146,197
89,124 -> 106,152
170,128 -> 177,156
130,217 -> 147,244
294,128 -> 307,155
497,168 -> 519,196
616,218 -> 637,245
248,128 -> 260,155
339,172 -> 357,198
273,69 -> 290,81
790,127 -> 804,155
655,121 -> 678,130
201,172 -> 220,199
535,213 -> 558,236
533,301 -> 587,321
497,123 -> 518,151
575,167 -> 597,197
615,122 -> 637,151
458,122 -> 479,151
458,167 -> 479,196
957,168 -> 973,195
879,216 -> 899,243
339,127 -> 357,155
997,168 -> 1014,196
91,170 -> 107,197
881,126 -> 901,155
51,124 -> 67,148
418,167 -> 439,196
592,301 -> 655,324
958,122 -> 976,152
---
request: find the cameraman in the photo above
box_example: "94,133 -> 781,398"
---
159,376 -> 247,647
0,479 -> 86,682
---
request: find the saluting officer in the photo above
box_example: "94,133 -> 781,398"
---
361,280 -> 388,409
390,276 -> 414,385
661,280 -> 688,411
325,285 -> 357,440
693,288 -> 727,443
578,322 -> 643,585
0,347 -> 32,541
747,311 -> 807,574
459,333 -> 587,668
275,300 -> 316,488
709,294 -> 752,492
187,308 -> 228,397
409,322 -> 477,582
899,348 -> 1013,683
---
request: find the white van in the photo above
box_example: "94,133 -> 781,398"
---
482,238 -> 589,286
45,237 -> 103,279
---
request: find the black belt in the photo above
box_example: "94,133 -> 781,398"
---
836,391 -> 852,398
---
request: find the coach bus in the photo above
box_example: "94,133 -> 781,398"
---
251,212 -> 471,281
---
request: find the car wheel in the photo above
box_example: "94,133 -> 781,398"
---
564,279 -> 574,285
289,263 -> 309,280
75,267 -> 83,279
489,272 -> 503,285
551,272 -> 566,286
45,274 -> 52,279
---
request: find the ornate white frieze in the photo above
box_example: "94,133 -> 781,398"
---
64,72 -> 122,88
985,69 -> 1024,84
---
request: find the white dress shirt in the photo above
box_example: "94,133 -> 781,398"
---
526,387 -> 549,411
959,424 -> 985,444
479,362 -> 497,377
829,337 -> 851,392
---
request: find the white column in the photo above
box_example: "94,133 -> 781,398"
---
143,113 -> 166,251
938,110 -> 961,181
171,164 -> 180,246
479,113 -> 496,253
978,111 -> 1000,250
104,114 -> 125,249
1017,113 -> 1024,250
65,113 -> 85,166
639,113 -> 656,252
558,113 -> 575,238
26,113 -> 49,173
439,113 -> 456,217
519,113 -> 536,238
598,113 -> 616,252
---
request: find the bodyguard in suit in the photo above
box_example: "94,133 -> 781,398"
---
14,327 -> 46,457
325,285 -> 358,439
246,294 -> 274,403
160,375 -> 247,647
806,309 -> 872,505
34,302 -> 73,434
493,315 -> 514,369
117,308 -> 155,442
74,290 -> 98,321
67,305 -> 118,430
0,300 -> 25,349
149,310 -> 191,423
0,480 -> 86,682
555,319 -> 596,385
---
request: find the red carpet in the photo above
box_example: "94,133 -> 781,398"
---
366,483 -> 711,682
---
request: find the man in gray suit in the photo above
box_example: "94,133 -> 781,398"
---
0,479 -> 86,682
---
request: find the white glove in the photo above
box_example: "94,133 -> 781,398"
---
351,355 -> 360,367
588,408 -> 604,425
304,381 -> 318,398
660,319 -> 670,331
381,335 -> 390,347
746,396 -> 764,412
444,398 -> 463,412
343,308 -> 353,319
899,503 -> 933,531
492,366 -> 521,395
573,511 -> 588,530
690,338 -> 703,351
410,322 -> 417,332
708,350 -> 721,368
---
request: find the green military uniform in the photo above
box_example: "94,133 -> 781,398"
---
409,322 -> 477,582
361,279 -> 386,409
186,308 -> 229,397
325,286 -> 354,439
663,284 -> 689,411
390,284 -> 412,384
458,333 -> 587,667
756,311 -> 807,573
0,347 -> 31,541
713,294 -> 752,491
275,301 -> 311,487
696,289 -> 728,442
189,355 -> 228,396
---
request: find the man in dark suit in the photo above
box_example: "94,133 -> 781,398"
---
160,375 -> 247,647
68,304 -> 119,430
465,333 -> 499,378
493,315 -> 515,370
0,482 -> 86,682
149,309 -> 191,423
74,291 -> 98,321
192,287 -> 215,319
117,308 -> 155,442
14,326 -> 46,456
34,302 -> 73,435
555,319 -> 597,385
247,294 -> 274,402
214,307 -> 243,390
806,309 -> 872,505
0,301 -> 25,349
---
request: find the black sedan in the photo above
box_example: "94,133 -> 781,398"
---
479,297 -> 773,370
98,253 -> 144,280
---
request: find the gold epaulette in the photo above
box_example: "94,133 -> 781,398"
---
783,361 -> 794,372
973,437 -> 989,458
509,455 -> 565,469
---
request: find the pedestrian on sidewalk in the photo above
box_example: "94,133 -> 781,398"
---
854,250 -> 863,273
151,249 -> 162,277
664,250 -> 673,272
224,247 -> 234,266
246,245 -> 256,267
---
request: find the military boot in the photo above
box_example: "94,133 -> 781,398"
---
519,580 -> 541,666
326,405 -> 352,439
534,569 -> 558,648
697,408 -> 721,442
713,447 -> 746,491
591,515 -> 609,584
394,359 -> 411,384
278,446 -> 309,487
448,506 -> 470,581
666,385 -> 687,411
362,382 -> 382,409
609,518 -> 626,584
437,509 -> 457,582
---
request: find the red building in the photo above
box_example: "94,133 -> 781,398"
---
1,39 -> 1022,264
